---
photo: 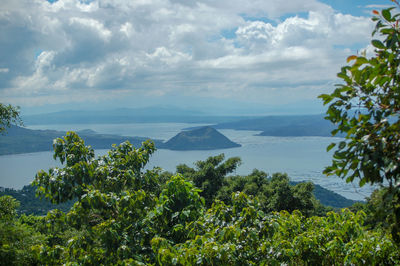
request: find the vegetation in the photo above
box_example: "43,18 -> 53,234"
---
0,126 -> 241,155
0,186 -> 74,215
0,169 -> 358,217
2,4 -> 400,264
0,196 -> 44,265
0,133 -> 399,264
0,103 -> 22,134
319,2 -> 400,243
0,125 -> 162,155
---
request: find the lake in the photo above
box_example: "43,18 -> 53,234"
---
0,123 -> 376,200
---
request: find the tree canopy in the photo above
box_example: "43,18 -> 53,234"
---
0,103 -> 22,133
319,3 -> 400,242
1,130 -> 399,264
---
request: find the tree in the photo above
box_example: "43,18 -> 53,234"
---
216,170 -> 320,216
319,2 -> 400,243
0,103 -> 22,133
176,154 -> 241,207
0,196 -> 44,265
22,132 -> 400,264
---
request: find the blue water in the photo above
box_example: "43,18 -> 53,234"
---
0,123 -> 376,200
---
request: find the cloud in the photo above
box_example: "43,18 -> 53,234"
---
0,0 -> 376,109
69,17 -> 112,42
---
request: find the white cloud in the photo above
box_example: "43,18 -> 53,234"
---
0,0 -> 378,109
69,17 -> 112,41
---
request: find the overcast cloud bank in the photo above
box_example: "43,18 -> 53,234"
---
0,0 -> 378,113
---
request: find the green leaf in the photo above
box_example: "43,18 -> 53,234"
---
382,9 -> 392,21
371,39 -> 386,49
326,143 -> 336,152
338,141 -> 346,150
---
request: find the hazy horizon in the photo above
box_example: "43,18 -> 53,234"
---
1,0 -> 390,116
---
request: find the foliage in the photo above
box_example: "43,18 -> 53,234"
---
309,182 -> 358,208
0,195 -> 19,221
319,2 -> 400,243
2,131 -> 399,264
0,103 -> 22,134
0,125 -> 163,156
0,185 -> 74,215
152,194 -> 399,265
146,175 -> 205,244
33,131 -> 158,204
217,170 -> 321,216
177,154 -> 241,207
0,196 -> 44,265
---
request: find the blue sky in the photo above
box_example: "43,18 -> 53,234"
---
0,0 -> 393,115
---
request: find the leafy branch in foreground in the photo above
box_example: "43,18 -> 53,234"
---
0,103 -> 23,133
319,2 -> 400,243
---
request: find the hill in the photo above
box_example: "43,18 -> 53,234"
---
161,126 -> 241,150
290,181 -> 360,208
22,107 -> 247,125
0,126 -> 162,155
214,114 -> 342,137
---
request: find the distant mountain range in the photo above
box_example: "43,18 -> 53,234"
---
22,107 -> 339,137
213,114 -> 341,137
22,107 -> 249,125
1,112 -> 342,155
0,126 -> 163,155
0,126 -> 240,155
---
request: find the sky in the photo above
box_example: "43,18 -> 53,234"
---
0,0 -> 393,115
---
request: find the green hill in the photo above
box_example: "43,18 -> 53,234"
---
0,126 -> 162,155
161,126 -> 241,150
214,114 -> 343,137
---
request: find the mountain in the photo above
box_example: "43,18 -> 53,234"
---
213,114 -> 342,137
161,126 -> 241,150
22,107 -> 248,125
0,126 -> 162,155
290,181 -> 361,208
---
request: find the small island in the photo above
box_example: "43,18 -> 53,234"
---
161,126 -> 241,150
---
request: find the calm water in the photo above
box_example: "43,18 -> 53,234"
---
0,123 -> 376,200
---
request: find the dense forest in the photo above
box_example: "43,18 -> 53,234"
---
2,4 -> 400,265
0,132 -> 398,265
0,171 -> 357,216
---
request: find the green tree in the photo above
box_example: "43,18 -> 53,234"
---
216,170 -> 320,216
24,132 -> 400,264
0,196 -> 44,265
176,154 -> 241,207
319,2 -> 400,243
0,103 -> 22,133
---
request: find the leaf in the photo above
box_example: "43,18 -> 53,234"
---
326,143 -> 336,152
373,10 -> 379,15
338,141 -> 346,150
355,57 -> 369,65
382,9 -> 392,21
372,39 -> 386,49
347,55 -> 358,63
387,33 -> 398,49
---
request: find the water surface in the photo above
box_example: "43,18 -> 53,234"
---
0,123 -> 375,200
